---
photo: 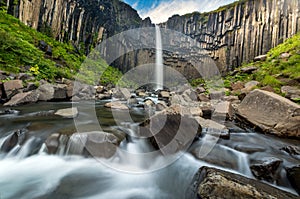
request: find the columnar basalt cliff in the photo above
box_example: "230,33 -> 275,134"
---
161,0 -> 300,73
3,0 -> 300,75
4,0 -> 150,54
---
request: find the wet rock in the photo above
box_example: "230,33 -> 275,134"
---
95,86 -> 105,94
241,66 -> 258,74
195,117 -> 229,139
67,131 -> 121,158
127,96 -> 138,105
140,105 -> 201,155
37,83 -> 67,101
156,101 -> 168,111
192,145 -> 239,170
250,157 -> 283,182
0,130 -> 26,152
187,167 -> 298,199
97,93 -> 111,100
112,87 -> 131,99
158,90 -> 170,99
3,80 -> 23,98
4,91 -> 39,106
144,99 -> 155,107
237,89 -> 300,138
286,166 -> 300,195
254,54 -> 267,62
280,145 -> 300,156
54,107 -> 78,118
137,91 -> 147,97
213,101 -> 234,120
104,101 -> 128,110
234,144 -> 266,154
45,133 -> 60,154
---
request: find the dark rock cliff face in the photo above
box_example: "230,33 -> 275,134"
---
3,0 -> 300,75
5,0 -> 148,54
161,0 -> 300,73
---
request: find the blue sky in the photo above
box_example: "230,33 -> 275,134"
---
124,0 -> 236,24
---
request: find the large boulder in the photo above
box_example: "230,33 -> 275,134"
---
4,91 -> 39,106
54,107 -> 78,118
286,166 -> 300,195
37,83 -> 67,101
3,80 -> 23,98
187,167 -> 298,199
237,89 -> 300,138
139,104 -> 201,155
66,131 -> 122,158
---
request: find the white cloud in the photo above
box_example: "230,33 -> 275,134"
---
132,1 -> 139,9
139,0 -> 235,24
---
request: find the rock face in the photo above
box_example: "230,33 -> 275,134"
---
4,91 -> 39,106
140,105 -> 201,155
5,0 -> 300,74
286,166 -> 300,195
187,167 -> 298,199
161,0 -> 300,73
237,89 -> 300,138
67,131 -> 121,158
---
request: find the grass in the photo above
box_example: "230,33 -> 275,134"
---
0,10 -> 124,86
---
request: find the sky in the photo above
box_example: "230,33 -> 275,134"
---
123,0 -> 236,24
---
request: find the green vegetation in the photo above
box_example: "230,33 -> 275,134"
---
0,11 -> 123,86
224,32 -> 300,94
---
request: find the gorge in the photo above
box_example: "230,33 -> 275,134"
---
0,0 -> 300,199
3,0 -> 300,74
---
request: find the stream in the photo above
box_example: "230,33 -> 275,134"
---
0,101 -> 299,199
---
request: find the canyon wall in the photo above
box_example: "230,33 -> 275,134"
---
3,0 -> 300,75
161,0 -> 300,73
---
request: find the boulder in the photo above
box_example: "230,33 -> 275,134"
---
23,82 -> 38,92
158,90 -> 171,99
127,96 -> 138,105
54,107 -> 78,118
240,66 -> 258,74
237,89 -> 300,138
280,53 -> 291,59
187,167 -> 298,199
209,90 -> 224,100
281,86 -> 300,100
254,54 -> 267,62
231,81 -> 244,91
139,105 -> 201,155
112,87 -> 131,99
37,84 -> 67,101
0,130 -> 26,152
4,91 -> 39,106
3,80 -> 23,97
156,101 -> 168,111
286,166 -> 300,195
192,145 -> 239,170
250,157 -> 283,182
213,101 -> 234,120
196,86 -> 206,94
280,145 -> 300,156
195,117 -> 229,139
242,81 -> 259,93
104,101 -> 128,110
198,93 -> 210,102
67,131 -> 121,158
234,144 -> 266,154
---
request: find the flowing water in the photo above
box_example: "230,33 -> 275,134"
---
0,101 -> 299,198
155,25 -> 163,90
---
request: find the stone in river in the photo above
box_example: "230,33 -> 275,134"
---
54,107 -> 78,118
4,91 -> 39,106
286,165 -> 300,195
187,166 -> 298,199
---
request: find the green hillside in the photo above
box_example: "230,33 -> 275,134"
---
224,33 -> 300,93
0,11 -> 122,85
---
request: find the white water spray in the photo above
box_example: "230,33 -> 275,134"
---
155,25 -> 163,90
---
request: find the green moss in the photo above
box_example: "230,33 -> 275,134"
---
0,10 -> 86,81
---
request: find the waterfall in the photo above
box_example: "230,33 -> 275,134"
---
155,25 -> 163,90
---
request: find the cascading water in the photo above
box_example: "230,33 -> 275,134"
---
155,25 -> 163,90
